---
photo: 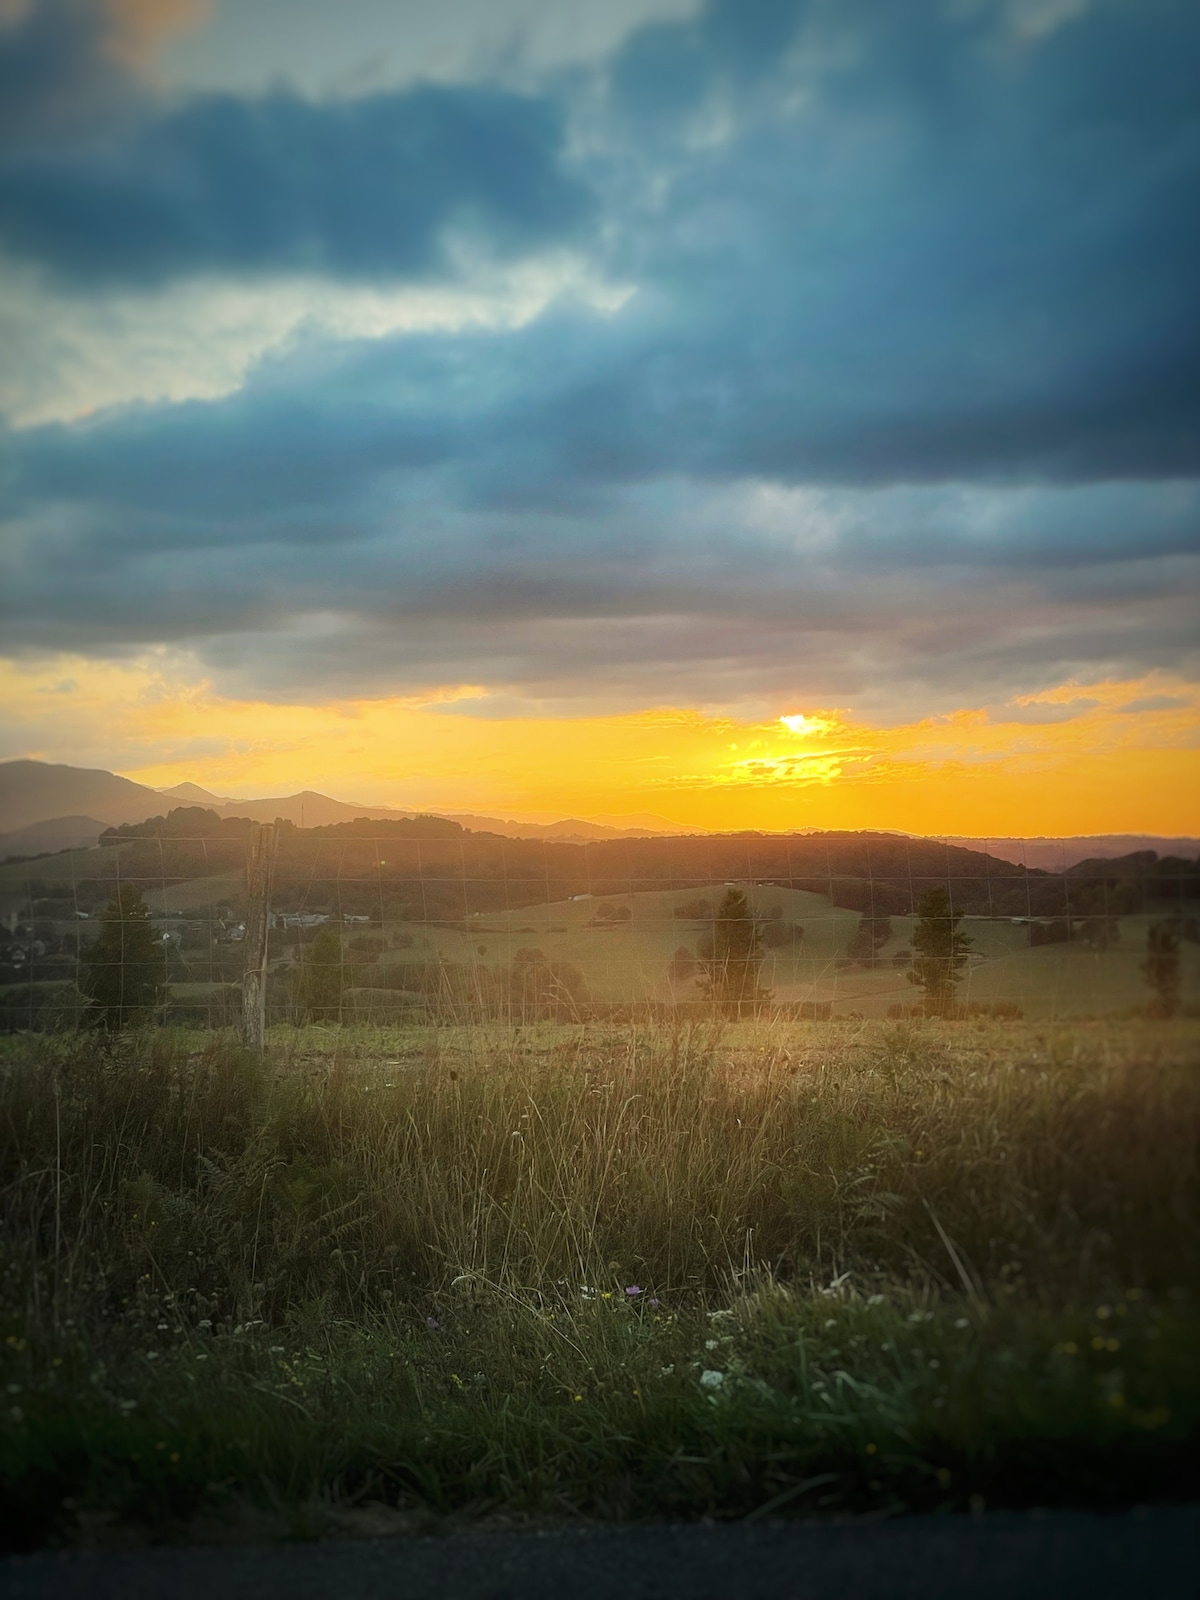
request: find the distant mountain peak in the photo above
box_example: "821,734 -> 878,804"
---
158,781 -> 232,805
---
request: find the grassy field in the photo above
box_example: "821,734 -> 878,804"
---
0,846 -> 105,896
0,1015 -> 1197,1546
6,852 -> 1198,1023
419,888 -> 1199,1017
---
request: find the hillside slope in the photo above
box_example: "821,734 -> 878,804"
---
0,815 -> 107,861
0,762 -> 167,834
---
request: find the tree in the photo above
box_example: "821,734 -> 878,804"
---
907,887 -> 972,1016
701,888 -> 771,1017
1142,922 -> 1181,1018
846,915 -> 892,964
509,948 -> 589,1020
291,927 -> 345,1021
80,885 -> 168,1031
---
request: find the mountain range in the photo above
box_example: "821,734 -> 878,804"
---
0,761 -> 696,858
1,759 -> 1196,868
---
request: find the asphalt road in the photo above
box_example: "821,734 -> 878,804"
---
1,1509 -> 1197,1600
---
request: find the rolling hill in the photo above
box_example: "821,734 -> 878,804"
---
0,815 -> 109,861
0,761 -> 168,835
936,834 -> 1200,870
0,762 -> 698,857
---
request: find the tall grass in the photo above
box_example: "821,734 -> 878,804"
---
1,1017 -> 1197,1543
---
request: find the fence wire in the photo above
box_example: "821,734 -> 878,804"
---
1,823 -> 1197,1031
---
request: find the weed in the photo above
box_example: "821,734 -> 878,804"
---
0,1018 -> 1196,1544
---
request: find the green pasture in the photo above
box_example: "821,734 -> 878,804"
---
0,847 -> 244,916
417,883 -> 852,1001
384,887 -> 1198,1020
5,860 -> 1198,1022
0,845 -> 108,903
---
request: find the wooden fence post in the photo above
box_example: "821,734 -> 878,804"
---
241,821 -> 276,1051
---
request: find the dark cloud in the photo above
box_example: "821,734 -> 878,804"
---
2,400 -> 1196,705
0,81 -> 590,285
1,0 -> 1198,708
591,0 -> 1200,484
0,0 -> 204,153
8,300 -> 1200,547
0,0 -> 130,151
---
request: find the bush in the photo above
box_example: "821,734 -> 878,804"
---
0,982 -> 84,1033
846,915 -> 891,963
593,904 -> 632,924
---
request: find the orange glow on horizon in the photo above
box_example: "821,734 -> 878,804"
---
1,654 -> 1197,837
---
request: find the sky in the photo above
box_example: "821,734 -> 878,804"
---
0,0 -> 1197,834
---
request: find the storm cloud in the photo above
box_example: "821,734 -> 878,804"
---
0,85 -> 590,286
1,0 -> 1198,711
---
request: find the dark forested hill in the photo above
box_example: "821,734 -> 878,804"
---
77,810 -> 1199,923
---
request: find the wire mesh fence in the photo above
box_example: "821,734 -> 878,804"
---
1,818 -> 1198,1032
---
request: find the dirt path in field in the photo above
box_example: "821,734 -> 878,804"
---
2,1508 -> 1196,1600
